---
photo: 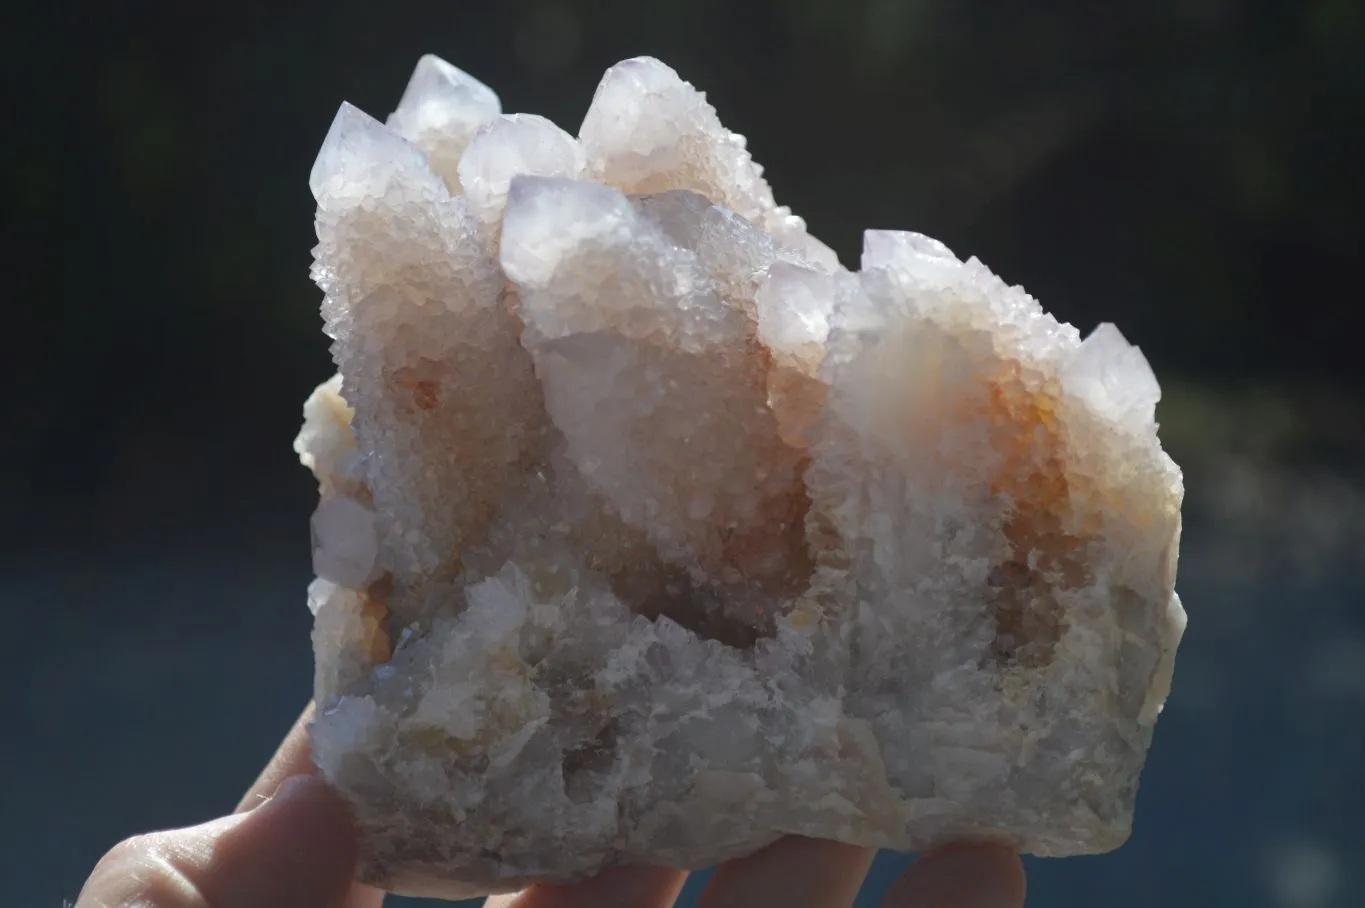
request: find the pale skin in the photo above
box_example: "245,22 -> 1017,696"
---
77,702 -> 1028,908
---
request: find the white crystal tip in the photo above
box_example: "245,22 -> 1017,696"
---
309,102 -> 383,202
1063,322 -> 1162,431
861,230 -> 958,271
500,176 -> 633,286
607,55 -> 679,81
310,101 -> 434,207
458,114 -> 586,224
396,53 -> 501,119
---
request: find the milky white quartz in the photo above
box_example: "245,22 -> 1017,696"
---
299,54 -> 1187,900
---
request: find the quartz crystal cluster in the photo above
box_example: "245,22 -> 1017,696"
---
299,53 -> 1187,899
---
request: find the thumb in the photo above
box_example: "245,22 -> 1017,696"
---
76,775 -> 360,908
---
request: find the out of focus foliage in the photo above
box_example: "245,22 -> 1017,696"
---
5,0 -> 1363,545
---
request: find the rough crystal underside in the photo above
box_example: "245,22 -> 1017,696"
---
300,54 -> 1187,900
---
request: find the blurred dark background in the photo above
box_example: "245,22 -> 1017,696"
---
5,1 -> 1363,906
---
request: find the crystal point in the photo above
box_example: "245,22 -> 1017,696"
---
579,56 -> 837,269
394,54 -> 500,123
862,229 -> 956,269
310,494 -> 379,589
459,114 -> 586,225
1063,322 -> 1163,432
387,54 -> 502,191
310,102 -> 424,204
500,176 -> 635,291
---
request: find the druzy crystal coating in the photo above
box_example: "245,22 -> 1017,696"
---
299,54 -> 1186,899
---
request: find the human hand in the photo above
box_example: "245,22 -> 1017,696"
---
76,704 -> 383,908
77,702 -> 1026,908
486,837 -> 1027,908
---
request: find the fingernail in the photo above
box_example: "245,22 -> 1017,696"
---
248,774 -> 317,813
273,774 -> 314,802
203,773 -> 360,907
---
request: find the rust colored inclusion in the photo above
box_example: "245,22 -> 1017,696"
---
981,371 -> 1085,670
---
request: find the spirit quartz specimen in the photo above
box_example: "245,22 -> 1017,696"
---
298,53 -> 1188,899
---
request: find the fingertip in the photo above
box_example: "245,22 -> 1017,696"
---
241,772 -> 359,862
881,842 -> 1026,908
268,772 -> 322,806
76,777 -> 364,908
698,837 -> 876,908
502,864 -> 688,908
201,773 -> 361,907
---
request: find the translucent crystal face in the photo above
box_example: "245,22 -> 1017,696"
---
299,53 -> 1186,900
386,54 -> 502,192
460,116 -> 586,225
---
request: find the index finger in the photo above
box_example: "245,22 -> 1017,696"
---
236,702 -> 387,908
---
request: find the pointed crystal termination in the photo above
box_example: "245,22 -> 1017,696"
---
862,229 -> 957,270
387,54 -> 502,191
297,53 -> 1187,901
1062,322 -> 1162,434
500,176 -> 640,300
310,494 -> 379,589
754,261 -> 836,363
309,101 -> 545,586
579,56 -> 840,269
394,54 -> 500,125
310,102 -> 432,205
459,115 -> 587,226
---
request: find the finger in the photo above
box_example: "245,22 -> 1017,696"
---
485,865 -> 688,908
696,837 -> 876,908
878,843 -> 1026,908
76,774 -> 359,908
231,702 -> 387,908
237,701 -> 317,813
343,882 -> 388,908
